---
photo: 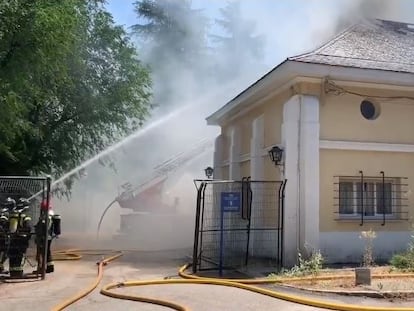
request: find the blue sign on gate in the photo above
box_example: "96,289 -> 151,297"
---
221,192 -> 241,212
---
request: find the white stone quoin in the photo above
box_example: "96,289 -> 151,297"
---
281,95 -> 300,266
299,95 -> 320,254
281,95 -> 320,266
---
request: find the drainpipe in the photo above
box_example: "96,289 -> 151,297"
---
297,95 -> 302,257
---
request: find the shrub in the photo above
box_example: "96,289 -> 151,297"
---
390,235 -> 414,271
390,254 -> 414,270
270,250 -> 324,278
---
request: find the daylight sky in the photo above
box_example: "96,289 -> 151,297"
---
105,0 -> 414,72
105,0 -> 343,68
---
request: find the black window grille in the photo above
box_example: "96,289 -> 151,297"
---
334,171 -> 408,225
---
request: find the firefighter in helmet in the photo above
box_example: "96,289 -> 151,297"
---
34,200 -> 61,274
0,203 -> 9,273
8,198 -> 32,278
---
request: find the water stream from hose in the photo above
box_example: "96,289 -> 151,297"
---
28,104 -> 194,201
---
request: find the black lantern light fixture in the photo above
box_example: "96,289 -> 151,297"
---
204,166 -> 214,179
268,146 -> 284,166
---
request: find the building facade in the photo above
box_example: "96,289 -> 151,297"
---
206,19 -> 414,266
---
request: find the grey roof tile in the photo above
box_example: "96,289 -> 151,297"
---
289,19 -> 414,74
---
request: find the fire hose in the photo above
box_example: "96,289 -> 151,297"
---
50,249 -> 122,311
50,249 -> 414,311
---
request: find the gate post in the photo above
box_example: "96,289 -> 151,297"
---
41,176 -> 52,280
192,182 -> 204,273
219,199 -> 224,276
278,179 -> 287,270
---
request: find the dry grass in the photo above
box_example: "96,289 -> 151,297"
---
292,278 -> 414,292
280,266 -> 414,293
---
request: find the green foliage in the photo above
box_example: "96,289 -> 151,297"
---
132,0 -> 207,64
0,0 -> 152,180
131,0 -> 267,109
269,250 -> 324,278
390,235 -> 414,271
212,0 -> 265,81
132,0 -> 208,107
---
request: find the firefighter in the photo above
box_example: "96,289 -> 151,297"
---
0,208 -> 8,273
8,198 -> 32,278
35,200 -> 61,274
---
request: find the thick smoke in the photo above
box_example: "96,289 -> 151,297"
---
334,0 -> 414,33
54,0 -> 413,251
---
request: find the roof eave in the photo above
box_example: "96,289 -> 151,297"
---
206,59 -> 293,126
206,61 -> 414,126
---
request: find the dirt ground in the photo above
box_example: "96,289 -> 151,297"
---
279,266 -> 414,293
286,277 -> 414,292
1,249 -> 414,311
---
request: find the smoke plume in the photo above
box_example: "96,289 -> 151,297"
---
55,0 -> 413,251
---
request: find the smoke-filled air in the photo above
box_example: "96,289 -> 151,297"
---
50,0 -> 414,250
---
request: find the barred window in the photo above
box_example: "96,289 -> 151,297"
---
339,180 -> 393,216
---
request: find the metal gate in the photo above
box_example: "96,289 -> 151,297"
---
0,176 -> 51,280
192,178 -> 286,274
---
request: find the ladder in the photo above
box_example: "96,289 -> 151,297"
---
117,138 -> 214,203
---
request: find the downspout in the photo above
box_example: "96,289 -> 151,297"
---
297,94 -> 306,258
297,95 -> 302,256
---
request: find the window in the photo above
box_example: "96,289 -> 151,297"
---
338,179 -> 394,217
360,100 -> 380,120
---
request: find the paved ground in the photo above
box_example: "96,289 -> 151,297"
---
1,249 -> 414,311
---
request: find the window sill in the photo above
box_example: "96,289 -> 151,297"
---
335,217 -> 402,223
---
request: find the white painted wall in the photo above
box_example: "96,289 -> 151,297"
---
251,115 -> 265,180
250,115 -> 265,256
229,126 -> 241,180
320,231 -> 412,264
213,134 -> 224,180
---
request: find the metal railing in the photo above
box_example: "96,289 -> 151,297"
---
192,178 -> 287,275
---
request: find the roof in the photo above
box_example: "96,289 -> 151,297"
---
207,19 -> 414,126
289,19 -> 414,74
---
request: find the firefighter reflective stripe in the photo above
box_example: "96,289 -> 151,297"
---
47,216 -> 53,240
47,261 -> 54,266
9,217 -> 18,233
19,214 -> 31,227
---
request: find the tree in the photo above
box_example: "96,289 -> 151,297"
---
0,0 -> 152,179
212,0 -> 265,83
131,0 -> 209,109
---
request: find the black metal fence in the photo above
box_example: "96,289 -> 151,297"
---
192,179 -> 286,275
0,176 -> 51,280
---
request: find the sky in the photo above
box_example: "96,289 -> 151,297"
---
105,0 -> 344,68
105,0 -> 414,72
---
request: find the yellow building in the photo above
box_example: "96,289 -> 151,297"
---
206,19 -> 414,266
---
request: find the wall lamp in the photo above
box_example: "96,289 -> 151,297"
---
268,146 -> 284,166
204,166 -> 214,179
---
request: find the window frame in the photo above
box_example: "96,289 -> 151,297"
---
338,178 -> 398,220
